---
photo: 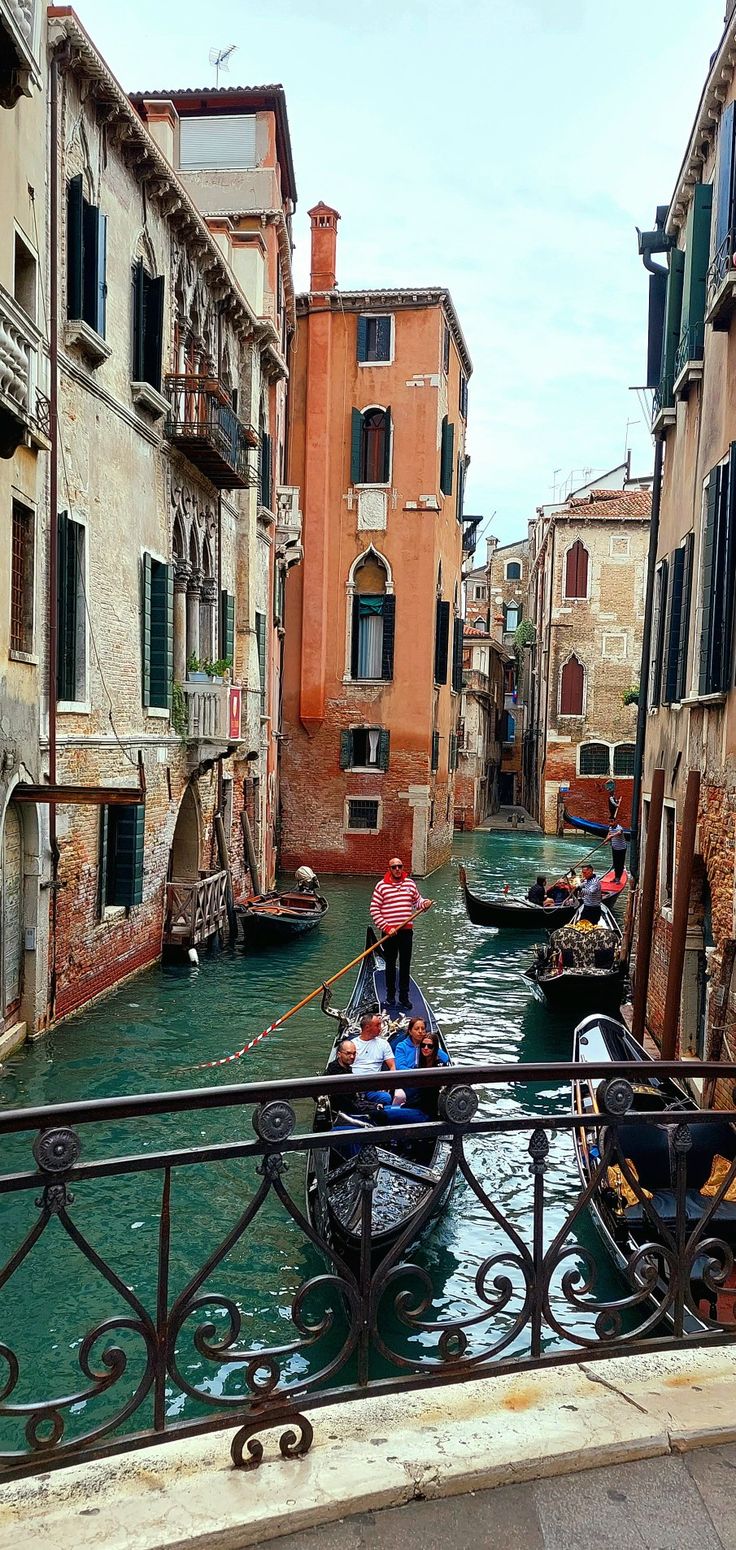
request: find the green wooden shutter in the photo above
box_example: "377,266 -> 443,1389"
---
718,442 -> 736,691
646,270 -> 667,390
699,471 -> 719,694
255,610 -> 267,711
651,557 -> 668,708
351,594 -> 360,677
96,210 -> 107,337
144,274 -> 164,391
449,731 -> 457,772
680,183 -> 713,355
259,431 -> 272,509
382,406 -> 392,483
431,730 -> 440,772
357,316 -> 368,361
141,551 -> 152,709
220,589 -> 235,663
57,511 -> 79,702
451,616 -> 464,692
98,805 -> 109,915
676,532 -> 694,701
378,729 -> 390,770
67,176 -> 83,320
660,250 -> 685,406
456,455 -> 465,524
715,100 -> 736,260
663,546 -> 685,704
340,729 -> 353,769
434,598 -> 450,683
381,594 -> 395,680
351,408 -> 362,483
164,563 -> 173,710
132,259 -> 145,380
110,804 -> 145,908
149,560 -> 170,709
440,417 -> 454,495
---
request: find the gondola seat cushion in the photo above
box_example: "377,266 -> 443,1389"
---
625,1188 -> 736,1224
611,1123 -> 672,1192
551,925 -> 618,969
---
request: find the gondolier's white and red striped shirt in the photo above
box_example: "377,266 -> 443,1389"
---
370,873 -> 428,934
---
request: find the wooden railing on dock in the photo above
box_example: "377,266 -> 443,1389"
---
163,871 -> 229,948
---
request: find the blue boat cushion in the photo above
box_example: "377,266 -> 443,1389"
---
625,1189 -> 736,1224
615,1119 -> 736,1195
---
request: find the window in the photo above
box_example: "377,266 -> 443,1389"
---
99,804 -> 145,913
451,615 -> 464,692
473,585 -> 485,600
442,322 -> 450,375
564,540 -> 589,599
132,260 -> 164,391
57,511 -> 86,702
340,727 -> 389,770
579,742 -> 610,776
456,453 -> 465,523
677,182 -> 712,370
220,590 -> 235,663
351,407 -> 391,485
613,743 -> 636,776
661,804 -> 676,911
179,114 -> 257,171
66,175 -> 107,337
141,554 -> 173,710
502,712 -> 516,742
347,798 -> 380,832
697,451 -> 736,696
434,598 -> 450,684
351,554 -> 395,680
14,230 -> 36,322
431,730 -> 440,772
559,654 -> 584,716
255,610 -> 267,713
648,557 -> 669,708
662,534 -> 694,704
10,500 -> 34,656
459,373 -> 468,419
259,430 -> 273,509
440,416 -> 454,496
357,315 -> 393,364
505,561 -> 521,580
504,604 -> 520,633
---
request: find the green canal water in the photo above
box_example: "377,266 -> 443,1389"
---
0,829 -> 624,1449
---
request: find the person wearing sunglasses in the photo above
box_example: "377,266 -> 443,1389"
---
370,858 -> 432,1011
404,1030 -> 445,1120
393,1016 -> 449,1075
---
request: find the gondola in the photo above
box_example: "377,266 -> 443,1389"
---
236,870 -> 328,946
563,810 -> 631,840
459,864 -> 628,931
305,928 -> 455,1262
572,1012 -> 736,1330
525,902 -> 626,1013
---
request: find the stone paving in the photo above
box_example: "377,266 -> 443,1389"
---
475,804 -> 543,832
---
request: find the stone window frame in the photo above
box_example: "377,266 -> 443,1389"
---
343,544 -> 394,684
660,799 -> 677,921
558,651 -> 587,720
505,559 -> 523,581
344,796 -> 383,834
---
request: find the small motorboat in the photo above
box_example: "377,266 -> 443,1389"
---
459,865 -> 628,931
525,902 -> 626,1013
572,1012 -> 736,1331
306,929 -> 456,1262
236,866 -> 328,946
564,810 -> 631,840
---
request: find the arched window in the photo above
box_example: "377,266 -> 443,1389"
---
351,406 -> 392,485
505,561 -> 522,580
559,654 -> 584,716
579,742 -> 611,775
613,742 -> 636,776
504,603 -> 520,633
564,540 -> 589,599
350,552 -> 395,680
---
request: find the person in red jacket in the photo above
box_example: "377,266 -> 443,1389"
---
370,857 -> 432,1011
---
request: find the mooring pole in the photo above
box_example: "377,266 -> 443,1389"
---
660,769 -> 701,1060
631,767 -> 665,1043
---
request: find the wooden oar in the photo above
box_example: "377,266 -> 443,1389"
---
189,904 -> 433,1071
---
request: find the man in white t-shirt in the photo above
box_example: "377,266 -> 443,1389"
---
352,1012 -> 408,1109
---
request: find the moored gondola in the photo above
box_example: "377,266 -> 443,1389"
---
572,1013 -> 736,1330
563,810 -> 631,840
525,902 -> 626,1013
305,929 -> 456,1262
236,867 -> 328,946
459,864 -> 628,931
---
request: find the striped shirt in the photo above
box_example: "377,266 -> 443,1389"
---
370,875 -> 427,933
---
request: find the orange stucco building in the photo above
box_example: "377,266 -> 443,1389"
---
280,205 -> 473,876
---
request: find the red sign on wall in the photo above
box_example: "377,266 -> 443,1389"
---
228,687 -> 242,740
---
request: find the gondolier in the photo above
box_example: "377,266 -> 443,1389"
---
579,864 -> 602,924
370,857 -> 431,1011
605,820 -> 628,881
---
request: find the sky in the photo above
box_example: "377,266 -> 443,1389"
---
83,0 -> 725,545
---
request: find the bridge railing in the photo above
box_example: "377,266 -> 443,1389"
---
1,1057 -> 736,1482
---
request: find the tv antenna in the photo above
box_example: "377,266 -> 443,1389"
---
209,44 -> 237,86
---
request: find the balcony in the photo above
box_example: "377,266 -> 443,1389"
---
651,372 -> 676,435
673,321 -> 705,399
276,485 -> 304,569
0,284 -> 47,457
180,681 -> 240,762
0,0 -> 40,108
462,514 -> 482,556
463,667 -> 490,696
164,375 -> 259,490
163,870 -> 229,949
706,231 -> 736,332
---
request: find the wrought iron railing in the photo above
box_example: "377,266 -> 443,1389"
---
674,321 -> 705,382
2,1059 -> 736,1483
707,230 -> 736,307
652,372 -> 674,423
164,375 -> 258,489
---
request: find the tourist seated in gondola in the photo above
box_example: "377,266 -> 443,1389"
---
404,1031 -> 445,1120
546,877 -> 572,905
394,1016 -> 450,1071
349,1012 -> 426,1122
527,875 -> 547,905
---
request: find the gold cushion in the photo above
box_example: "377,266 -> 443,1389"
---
606,1159 -> 652,1206
700,1154 -> 736,1201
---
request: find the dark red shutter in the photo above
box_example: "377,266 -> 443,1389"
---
565,541 -> 588,599
560,656 -> 584,715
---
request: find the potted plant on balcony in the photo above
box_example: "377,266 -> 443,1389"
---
187,653 -> 210,684
204,657 -> 232,686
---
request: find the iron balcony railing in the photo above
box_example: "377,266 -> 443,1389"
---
651,372 -> 675,424
164,375 -> 259,490
2,1058 -> 736,1483
674,321 -> 705,382
706,229 -> 736,308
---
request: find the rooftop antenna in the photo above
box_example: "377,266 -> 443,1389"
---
209,44 -> 237,87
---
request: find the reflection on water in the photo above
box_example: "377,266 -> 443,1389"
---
0,829 -> 625,1442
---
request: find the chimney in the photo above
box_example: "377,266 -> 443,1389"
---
486,535 -> 498,569
308,202 -> 340,291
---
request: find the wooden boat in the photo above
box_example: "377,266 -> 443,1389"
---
459,864 -> 628,931
236,885 -> 328,945
572,1012 -> 736,1330
564,810 -> 631,840
525,902 -> 626,1013
306,929 -> 455,1262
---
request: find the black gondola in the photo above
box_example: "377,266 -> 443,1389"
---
563,810 -> 631,840
459,865 -> 628,931
236,884 -> 328,945
525,902 -> 626,1013
572,1012 -> 736,1330
305,929 -> 455,1262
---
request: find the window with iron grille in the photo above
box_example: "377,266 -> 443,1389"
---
10,500 -> 34,655
579,742 -> 611,776
613,743 -> 636,776
347,799 -> 380,831
255,611 -> 267,714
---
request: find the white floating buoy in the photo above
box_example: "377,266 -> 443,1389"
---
187,948 -> 199,967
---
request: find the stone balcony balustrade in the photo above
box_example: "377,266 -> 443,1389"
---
0,0 -> 41,107
0,284 -> 47,457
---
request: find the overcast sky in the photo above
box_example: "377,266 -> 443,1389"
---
85,0 -> 724,545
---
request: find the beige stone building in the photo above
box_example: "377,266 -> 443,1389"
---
524,467 -> 650,835
455,626 -> 508,829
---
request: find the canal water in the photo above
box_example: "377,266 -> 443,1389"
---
0,829 -> 624,1447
